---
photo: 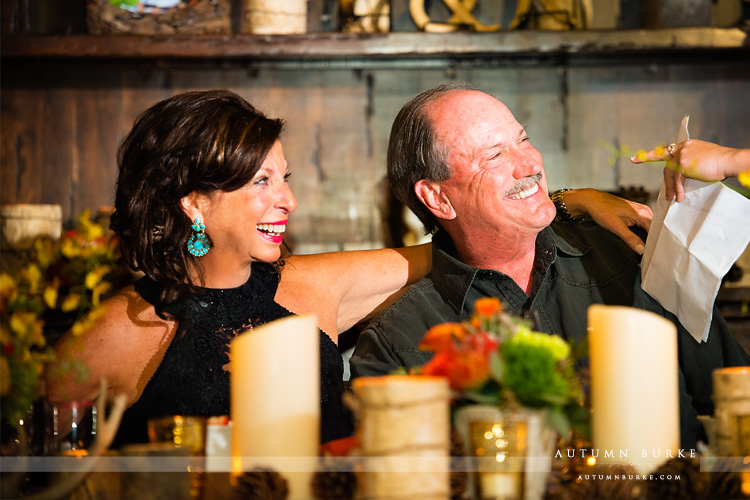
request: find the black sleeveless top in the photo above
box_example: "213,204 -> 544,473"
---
113,262 -> 354,447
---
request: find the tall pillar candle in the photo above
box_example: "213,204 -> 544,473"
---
588,305 -> 679,474
230,315 -> 320,500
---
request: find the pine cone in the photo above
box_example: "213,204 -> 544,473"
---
644,456 -> 707,500
546,436 -> 596,500
310,467 -> 357,500
707,457 -> 748,500
568,463 -> 643,500
232,467 -> 289,500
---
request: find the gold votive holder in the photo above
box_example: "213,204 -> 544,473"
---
469,419 -> 527,500
147,415 -> 207,455
147,415 -> 207,499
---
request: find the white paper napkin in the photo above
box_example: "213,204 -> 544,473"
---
641,117 -> 750,342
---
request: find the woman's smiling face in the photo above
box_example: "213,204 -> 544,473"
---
200,140 -> 297,266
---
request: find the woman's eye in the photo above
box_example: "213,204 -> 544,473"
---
254,177 -> 268,185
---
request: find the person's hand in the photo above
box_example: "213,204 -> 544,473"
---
564,188 -> 653,255
630,139 -> 734,202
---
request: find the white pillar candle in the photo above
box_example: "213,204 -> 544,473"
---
230,315 -> 320,499
588,305 -> 679,474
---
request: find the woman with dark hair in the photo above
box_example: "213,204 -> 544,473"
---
48,89 -> 652,445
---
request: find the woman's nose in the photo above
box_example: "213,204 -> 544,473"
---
277,183 -> 298,214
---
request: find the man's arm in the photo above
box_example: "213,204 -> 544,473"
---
350,319 -> 435,378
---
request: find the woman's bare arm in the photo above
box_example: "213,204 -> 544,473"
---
276,243 -> 432,338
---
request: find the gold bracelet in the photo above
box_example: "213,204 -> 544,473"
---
550,188 -> 585,223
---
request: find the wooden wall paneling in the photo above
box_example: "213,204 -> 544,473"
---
264,68 -> 326,252
73,74 -> 125,220
567,65 -> 626,193
513,67 -> 566,191
0,72 -> 77,221
315,70 -> 378,250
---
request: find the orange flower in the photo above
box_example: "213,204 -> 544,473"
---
419,322 -> 468,352
422,349 -> 490,391
467,331 -> 499,356
474,297 -> 502,317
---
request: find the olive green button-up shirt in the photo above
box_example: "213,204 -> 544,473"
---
350,223 -> 750,448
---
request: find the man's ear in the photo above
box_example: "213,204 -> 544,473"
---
180,192 -> 209,222
414,179 -> 456,221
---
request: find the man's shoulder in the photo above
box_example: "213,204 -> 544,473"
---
365,274 -> 457,334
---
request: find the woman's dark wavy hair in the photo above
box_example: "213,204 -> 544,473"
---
110,90 -> 284,318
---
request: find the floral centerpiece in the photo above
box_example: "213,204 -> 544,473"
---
411,297 -> 589,438
0,209 -> 127,428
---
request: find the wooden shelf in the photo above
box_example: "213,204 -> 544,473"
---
2,27 -> 748,63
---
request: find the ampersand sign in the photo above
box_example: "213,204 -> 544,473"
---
409,0 -> 501,32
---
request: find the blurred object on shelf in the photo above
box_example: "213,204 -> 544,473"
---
710,0 -> 743,28
308,0 -> 340,31
342,0 -> 389,32
641,0 -> 712,27
715,286 -> 750,357
1,204 -> 62,251
85,0 -> 231,34
409,0 -> 501,31
509,0 -> 592,30
394,0 -> 509,30
724,244 -> 750,288
1,0 -> 87,35
242,0 -> 306,33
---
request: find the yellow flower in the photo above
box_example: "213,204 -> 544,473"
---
61,294 -> 81,313
23,264 -> 43,294
78,209 -> 103,241
43,280 -> 60,309
0,272 -> 18,300
92,282 -> 111,307
0,357 -> 10,396
9,312 -> 45,347
0,322 -> 12,345
85,265 -> 111,290
739,169 -> 750,189
60,236 -> 81,258
34,238 -> 57,268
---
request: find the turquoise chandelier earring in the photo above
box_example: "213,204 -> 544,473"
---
187,218 -> 211,257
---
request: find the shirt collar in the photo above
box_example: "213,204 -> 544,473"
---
429,223 -> 591,313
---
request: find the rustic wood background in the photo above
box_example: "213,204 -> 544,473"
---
3,59 -> 749,253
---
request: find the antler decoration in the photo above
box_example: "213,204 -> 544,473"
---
23,379 -> 128,500
409,0 -> 500,32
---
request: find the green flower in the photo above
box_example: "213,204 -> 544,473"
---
501,329 -> 576,409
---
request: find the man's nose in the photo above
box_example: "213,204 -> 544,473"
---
512,148 -> 542,178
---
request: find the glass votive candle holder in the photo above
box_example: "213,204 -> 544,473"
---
51,399 -> 97,456
469,418 -> 528,500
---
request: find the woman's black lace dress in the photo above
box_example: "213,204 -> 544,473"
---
113,261 -> 354,446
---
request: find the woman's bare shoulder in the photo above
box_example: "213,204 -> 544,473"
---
49,284 -> 177,404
